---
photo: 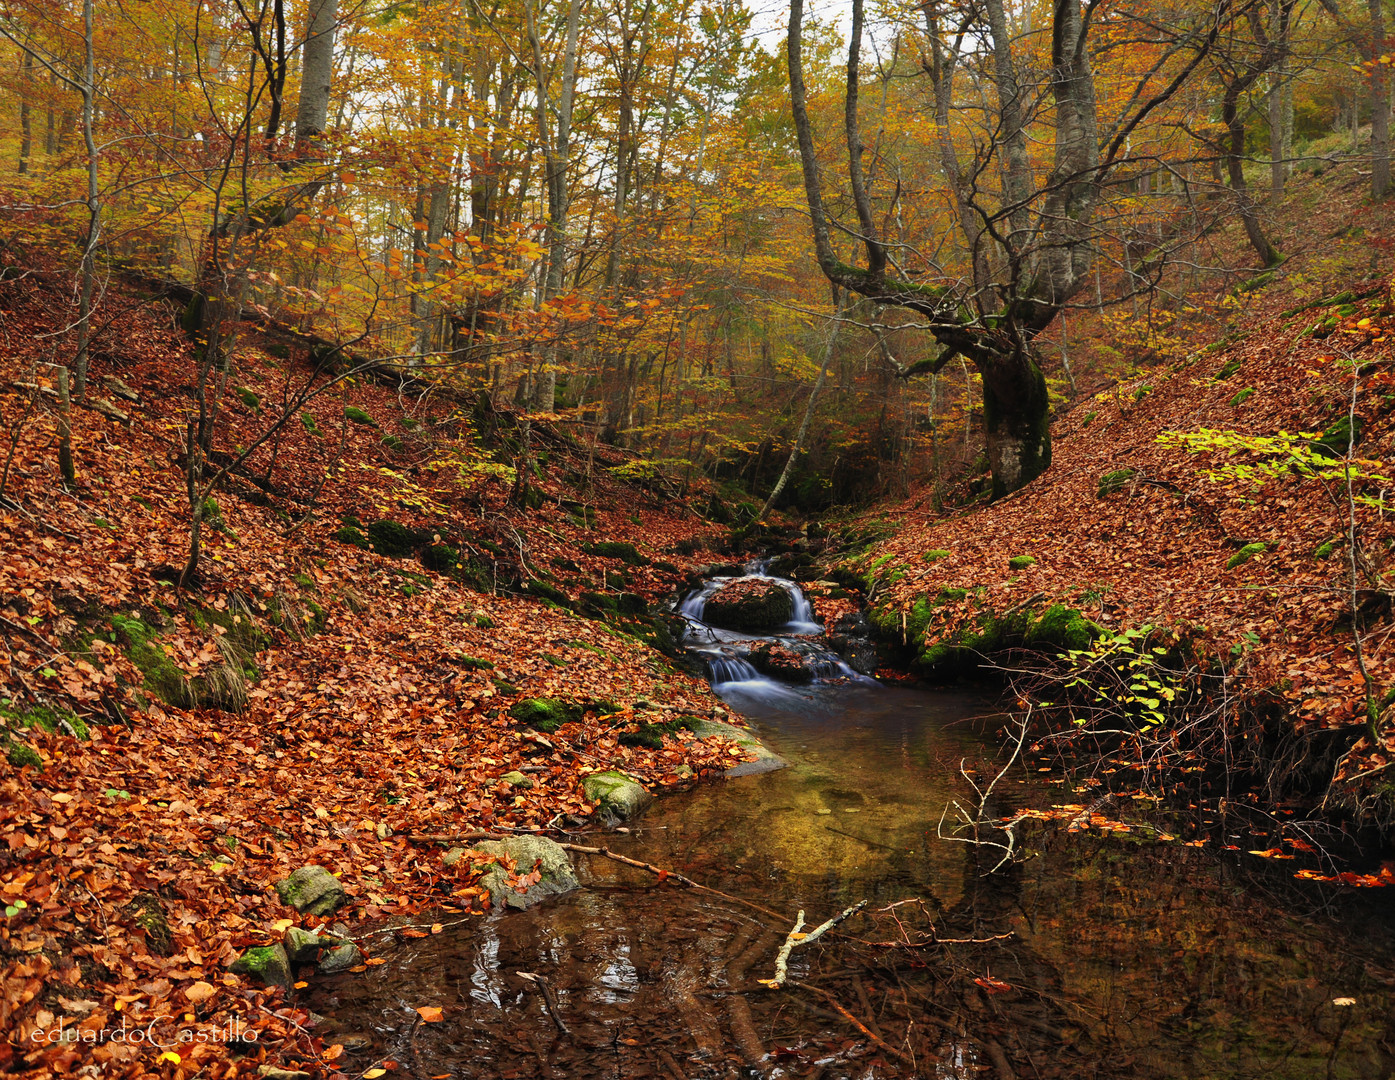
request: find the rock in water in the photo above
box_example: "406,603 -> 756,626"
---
317,942 -> 363,974
702,579 -> 793,632
582,769 -> 655,822
471,836 -> 579,910
275,866 -> 349,916
231,944 -> 292,988
748,641 -> 816,683
827,612 -> 879,675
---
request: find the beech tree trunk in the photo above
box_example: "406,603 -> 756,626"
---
1370,0 -> 1391,198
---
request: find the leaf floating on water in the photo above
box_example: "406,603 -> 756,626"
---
416,1006 -> 444,1023
1332,997 -> 1357,1006
974,976 -> 1012,994
1247,848 -> 1294,859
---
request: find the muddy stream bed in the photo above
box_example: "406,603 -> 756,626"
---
306,564 -> 1395,1079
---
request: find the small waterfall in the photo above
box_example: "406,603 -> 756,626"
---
707,655 -> 762,686
677,558 -> 870,694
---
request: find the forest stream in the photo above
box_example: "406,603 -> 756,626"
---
306,564 -> 1395,1079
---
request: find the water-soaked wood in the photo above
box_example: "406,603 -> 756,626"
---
787,980 -> 916,1066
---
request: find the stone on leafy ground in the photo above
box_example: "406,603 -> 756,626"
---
582,769 -> 655,821
231,944 -> 292,988
284,925 -> 345,963
470,836 -> 579,910
702,578 -> 793,632
275,865 -> 349,916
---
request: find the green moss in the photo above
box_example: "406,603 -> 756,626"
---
332,525 -> 368,548
923,549 -> 951,563
1,702 -> 89,740
1097,469 -> 1136,498
300,411 -> 322,437
1132,384 -> 1153,401
509,697 -> 583,734
525,579 -> 571,606
454,655 -> 495,671
235,386 -> 261,411
475,613 -> 496,630
1311,415 -> 1363,458
1230,387 -> 1255,407
1081,410 -> 1098,427
1027,605 -> 1103,651
491,677 -> 518,695
400,417 -> 420,430
200,497 -> 224,530
381,435 -> 406,453
936,586 -> 968,603
1226,542 -> 1267,569
345,406 -> 377,427
6,741 -> 42,769
112,613 -> 192,707
367,520 -> 414,557
1314,538 -> 1339,559
616,715 -> 696,750
582,540 -> 649,565
292,572 -> 315,590
422,543 -> 459,572
1008,555 -> 1036,570
1215,356 -> 1244,380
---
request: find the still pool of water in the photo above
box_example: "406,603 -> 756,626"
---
307,567 -> 1395,1078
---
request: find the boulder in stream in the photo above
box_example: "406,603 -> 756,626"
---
826,612 -> 879,676
471,835 -> 579,910
684,718 -> 786,776
702,578 -> 793,632
748,641 -> 816,683
582,769 -> 655,821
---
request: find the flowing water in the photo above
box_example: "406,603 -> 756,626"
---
308,563 -> 1395,1079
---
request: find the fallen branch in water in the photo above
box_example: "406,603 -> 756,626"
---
760,901 -> 867,989
787,980 -> 915,1066
517,971 -> 569,1035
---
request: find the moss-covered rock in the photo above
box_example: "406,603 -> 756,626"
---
344,406 -> 377,427
0,702 -> 88,740
366,519 -> 414,557
332,526 -> 368,551
748,641 -> 816,683
1008,555 -> 1037,570
1226,542 -> 1267,569
509,697 -> 582,733
702,579 -> 793,632
1096,469 -> 1136,498
524,579 -> 571,606
231,944 -> 292,988
923,549 -> 951,562
274,865 -> 349,916
5,742 -> 41,769
582,770 -> 654,822
421,543 -> 458,572
582,540 -> 649,565
471,836 -> 579,910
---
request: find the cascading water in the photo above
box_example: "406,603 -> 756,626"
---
677,558 -> 867,698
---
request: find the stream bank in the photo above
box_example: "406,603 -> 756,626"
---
302,560 -> 1395,1079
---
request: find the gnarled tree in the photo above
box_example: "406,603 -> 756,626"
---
787,0 -> 1230,497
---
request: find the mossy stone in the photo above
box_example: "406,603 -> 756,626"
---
923,549 -> 951,562
421,543 -> 458,572
703,580 -> 794,632
274,865 -> 349,916
344,406 -> 377,427
317,942 -> 363,974
582,541 -> 649,565
472,836 -> 579,910
366,520 -> 414,558
509,698 -> 582,733
331,525 -> 367,548
499,770 -> 533,789
1226,542 -> 1267,569
581,770 -> 654,822
1096,469 -> 1136,498
231,944 -> 292,988
5,742 -> 41,769
1008,555 -> 1036,570
1,702 -> 88,740
381,435 -> 405,452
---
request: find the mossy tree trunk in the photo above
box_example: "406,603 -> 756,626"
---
981,353 -> 1051,498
